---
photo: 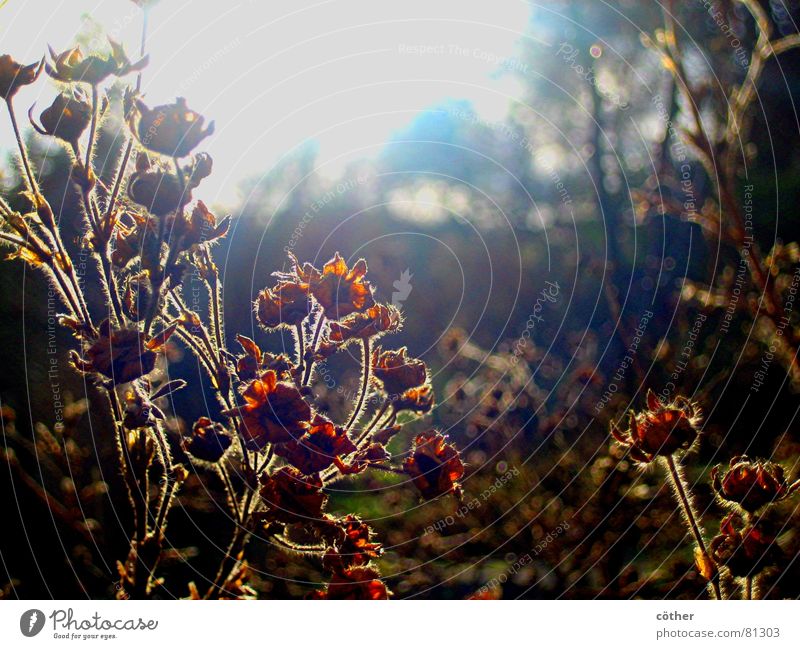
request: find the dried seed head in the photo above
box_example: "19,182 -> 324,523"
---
274,414 -> 356,475
709,514 -> 779,578
29,90 -> 92,145
0,54 -> 43,100
220,370 -> 311,450
255,281 -> 313,330
46,39 -> 147,85
610,390 -> 701,463
711,456 -> 799,512
403,431 -> 464,500
133,96 -> 214,158
258,467 -> 327,524
182,417 -> 232,463
300,252 -> 374,320
372,346 -> 428,397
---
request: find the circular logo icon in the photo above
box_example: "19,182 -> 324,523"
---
20,609 -> 45,637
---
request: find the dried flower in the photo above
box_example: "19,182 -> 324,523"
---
275,414 -> 356,474
336,515 -> 382,567
72,320 -> 174,384
234,334 -> 262,381
46,39 -> 147,85
133,97 -> 214,158
182,417 -> 232,463
392,383 -> 435,414
121,383 -> 164,429
221,370 -> 311,450
256,281 -> 312,330
372,346 -> 428,397
326,303 -> 401,344
403,431 -> 464,500
173,201 -> 229,249
29,90 -> 92,146
304,252 -> 374,320
610,390 -> 700,463
128,167 -> 188,216
313,566 -> 390,600
709,514 -> 778,578
711,456 -> 799,512
259,467 -> 327,523
0,54 -> 43,100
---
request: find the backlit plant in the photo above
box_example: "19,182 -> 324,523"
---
0,3 -> 462,599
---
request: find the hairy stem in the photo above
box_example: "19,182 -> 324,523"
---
664,455 -> 722,600
355,400 -> 389,447
6,98 -> 37,192
85,86 -> 99,172
205,488 -> 255,599
7,99 -> 93,331
345,338 -> 371,432
218,464 -> 241,525
302,312 -> 326,386
295,322 -> 305,377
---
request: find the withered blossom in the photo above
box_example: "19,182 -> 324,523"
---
181,417 -> 232,463
326,303 -> 401,344
610,390 -> 700,463
711,456 -> 800,512
172,201 -> 229,249
122,384 -> 161,429
234,334 -> 262,381
335,515 -> 382,567
133,96 -> 214,158
403,431 -> 464,500
372,346 -> 428,397
72,320 -> 175,384
221,370 -> 311,450
256,281 -> 312,330
286,252 -> 374,320
111,215 -> 150,268
275,414 -> 356,474
709,514 -> 779,578
127,167 -> 189,216
46,39 -> 147,85
259,467 -> 327,523
29,90 -> 92,147
313,566 -> 390,600
0,54 -> 43,101
392,383 -> 435,414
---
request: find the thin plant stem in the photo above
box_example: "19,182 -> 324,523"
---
168,288 -> 219,369
0,231 -> 29,247
152,424 -> 176,539
108,386 -> 137,512
7,99 -> 93,330
745,576 -> 753,600
79,187 -> 124,326
85,86 -> 99,172
208,264 -> 224,354
295,322 -> 305,377
218,464 -> 241,525
101,6 -> 148,235
205,488 -> 255,599
345,338 -> 371,432
664,455 -> 722,600
302,312 -> 326,385
356,400 -> 389,447
256,446 -> 274,475
270,535 -> 325,553
6,99 -> 37,192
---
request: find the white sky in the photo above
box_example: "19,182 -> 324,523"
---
1,0 -> 536,206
